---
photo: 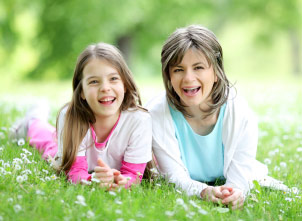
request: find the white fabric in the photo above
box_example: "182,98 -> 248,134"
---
145,88 -> 269,197
55,108 -> 152,172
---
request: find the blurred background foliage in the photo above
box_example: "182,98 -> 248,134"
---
0,0 -> 301,102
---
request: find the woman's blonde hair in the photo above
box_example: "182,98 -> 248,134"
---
161,25 -> 230,117
57,42 -> 143,173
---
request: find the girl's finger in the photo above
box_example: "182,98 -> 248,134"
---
94,166 -> 110,172
97,158 -> 110,168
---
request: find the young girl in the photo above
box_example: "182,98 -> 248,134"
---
10,42 -> 152,188
146,25 -> 283,209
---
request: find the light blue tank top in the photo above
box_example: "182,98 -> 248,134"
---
169,104 -> 226,183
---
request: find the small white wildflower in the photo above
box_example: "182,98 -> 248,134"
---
50,174 -> 58,180
45,176 -> 51,181
247,204 -> 254,208
16,175 -> 24,183
274,166 -> 280,171
280,153 -> 285,157
114,199 -> 122,205
0,132 -> 5,139
91,188 -> 95,192
17,195 -> 23,200
61,200 -> 64,203
42,169 -> 49,174
176,189 -> 182,194
91,178 -> 100,183
36,190 -> 45,195
0,159 -> 4,165
291,187 -> 299,194
3,162 -> 10,168
264,201 -> 270,205
280,162 -> 287,168
0,215 -> 3,221
86,210 -> 95,218
81,179 -> 91,185
296,196 -> 301,199
0,147 -> 3,152
264,158 -> 271,165
155,183 -> 161,187
7,197 -> 13,203
22,169 -> 32,175
198,208 -> 208,215
297,147 -> 302,152
255,189 -> 260,194
22,148 -> 32,156
280,209 -> 285,214
13,158 -> 23,165
109,191 -> 117,196
23,158 -> 31,164
14,204 -> 22,213
40,178 -> 45,182
186,211 -> 195,218
136,212 -> 145,218
17,139 -> 25,146
150,167 -> 159,174
22,174 -> 28,181
116,219 -> 124,221
115,209 -> 122,214
189,200 -> 201,209
165,211 -> 174,216
212,207 -> 229,213
285,197 -> 293,202
75,195 -> 87,206
176,198 -> 188,211
14,164 -> 21,170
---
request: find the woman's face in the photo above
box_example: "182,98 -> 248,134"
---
169,49 -> 217,111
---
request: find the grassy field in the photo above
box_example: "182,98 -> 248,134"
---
0,77 -> 302,220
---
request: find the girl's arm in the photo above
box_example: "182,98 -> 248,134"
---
67,156 -> 91,183
119,160 -> 146,187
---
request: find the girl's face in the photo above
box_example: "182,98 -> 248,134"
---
81,58 -> 125,120
169,49 -> 217,112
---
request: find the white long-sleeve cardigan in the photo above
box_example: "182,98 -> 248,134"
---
146,89 -> 269,197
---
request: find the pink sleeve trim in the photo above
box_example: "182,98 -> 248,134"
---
67,156 -> 91,183
120,160 -> 147,188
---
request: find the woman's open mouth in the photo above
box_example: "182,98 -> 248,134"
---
183,87 -> 201,96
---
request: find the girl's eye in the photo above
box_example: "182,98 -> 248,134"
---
89,80 -> 98,84
110,77 -> 119,81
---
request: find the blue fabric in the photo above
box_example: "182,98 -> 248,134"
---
169,103 -> 226,182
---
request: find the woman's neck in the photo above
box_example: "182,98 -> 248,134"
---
93,111 -> 120,143
184,102 -> 219,136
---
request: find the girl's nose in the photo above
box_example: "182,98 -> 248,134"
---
99,81 -> 110,92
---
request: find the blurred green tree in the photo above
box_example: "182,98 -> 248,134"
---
0,0 -> 301,79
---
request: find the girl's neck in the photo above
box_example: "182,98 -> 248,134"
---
93,111 -> 120,143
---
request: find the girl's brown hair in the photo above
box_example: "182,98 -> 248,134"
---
161,25 -> 231,117
57,43 -> 143,173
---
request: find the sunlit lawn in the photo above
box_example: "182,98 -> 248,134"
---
0,76 -> 302,220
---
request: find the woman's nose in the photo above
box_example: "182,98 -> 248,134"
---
183,69 -> 195,82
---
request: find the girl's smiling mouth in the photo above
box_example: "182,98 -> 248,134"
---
98,97 -> 116,105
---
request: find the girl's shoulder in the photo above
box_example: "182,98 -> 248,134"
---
121,108 -> 151,122
145,91 -> 167,113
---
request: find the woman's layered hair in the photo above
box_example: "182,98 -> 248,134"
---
57,42 -> 142,172
161,25 -> 231,117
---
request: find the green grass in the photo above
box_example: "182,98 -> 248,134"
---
0,78 -> 302,220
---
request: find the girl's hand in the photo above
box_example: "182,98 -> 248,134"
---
200,186 -> 233,203
94,158 -> 115,188
221,188 -> 245,210
113,174 -> 128,188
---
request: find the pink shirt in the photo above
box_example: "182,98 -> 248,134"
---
67,115 -> 147,186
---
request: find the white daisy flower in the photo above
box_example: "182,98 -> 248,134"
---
14,204 -> 22,213
16,176 -> 24,183
17,139 -> 25,146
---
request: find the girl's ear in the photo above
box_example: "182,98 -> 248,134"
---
214,74 -> 218,82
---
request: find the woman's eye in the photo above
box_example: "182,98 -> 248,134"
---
173,68 -> 183,73
195,66 -> 204,70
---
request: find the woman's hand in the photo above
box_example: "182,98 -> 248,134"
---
201,186 -> 233,203
221,188 -> 245,210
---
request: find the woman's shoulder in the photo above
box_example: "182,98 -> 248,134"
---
145,91 -> 167,113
